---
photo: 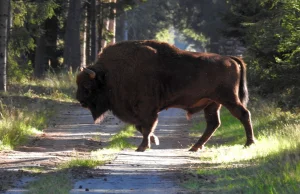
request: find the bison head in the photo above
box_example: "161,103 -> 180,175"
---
76,67 -> 110,123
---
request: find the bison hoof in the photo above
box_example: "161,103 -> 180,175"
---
136,146 -> 148,152
189,147 -> 199,152
189,145 -> 204,152
150,135 -> 160,146
244,140 -> 255,147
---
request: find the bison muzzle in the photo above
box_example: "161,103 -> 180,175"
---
76,40 -> 255,152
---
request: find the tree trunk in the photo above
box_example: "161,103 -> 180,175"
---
85,2 -> 92,66
101,19 -> 109,49
45,16 -> 59,70
117,11 -> 128,41
63,0 -> 82,72
34,33 -> 47,78
98,1 -> 104,52
90,0 -> 98,61
82,6 -> 87,67
108,0 -> 116,45
101,0 -> 110,49
123,12 -> 128,41
0,0 -> 10,92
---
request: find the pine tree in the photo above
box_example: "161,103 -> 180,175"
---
0,0 -> 10,91
63,0 -> 82,71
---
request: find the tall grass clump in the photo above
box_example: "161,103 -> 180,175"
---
0,71 -> 77,150
186,100 -> 300,193
0,100 -> 46,149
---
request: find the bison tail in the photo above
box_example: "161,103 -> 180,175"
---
230,56 -> 249,107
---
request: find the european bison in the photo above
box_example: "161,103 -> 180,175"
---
76,40 -> 255,152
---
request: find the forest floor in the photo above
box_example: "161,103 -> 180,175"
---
0,103 -> 207,193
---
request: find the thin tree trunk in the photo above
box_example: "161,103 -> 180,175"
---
101,0 -> 110,49
98,1 -> 104,52
85,2 -> 92,66
124,12 -> 128,41
82,7 -> 87,68
45,16 -> 59,70
117,11 -> 128,41
34,33 -> 46,78
63,0 -> 82,72
0,0 -> 10,91
108,0 -> 116,45
90,0 -> 98,61
101,19 -> 109,49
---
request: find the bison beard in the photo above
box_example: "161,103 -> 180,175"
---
76,40 -> 256,152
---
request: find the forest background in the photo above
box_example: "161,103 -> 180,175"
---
0,0 -> 299,148
1,0 -> 299,108
0,1 -> 299,193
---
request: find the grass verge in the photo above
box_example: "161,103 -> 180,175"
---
0,71 -> 76,150
185,102 -> 300,193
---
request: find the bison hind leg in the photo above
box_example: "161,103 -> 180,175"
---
189,102 -> 222,152
223,101 -> 255,147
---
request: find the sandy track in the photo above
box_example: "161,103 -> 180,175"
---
71,108 -> 202,194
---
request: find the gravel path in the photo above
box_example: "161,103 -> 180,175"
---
1,104 -> 203,194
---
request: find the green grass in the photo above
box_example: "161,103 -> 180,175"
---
26,172 -> 72,194
12,71 -> 77,102
107,125 -> 136,150
0,100 -> 47,149
22,167 -> 47,174
185,102 -> 300,193
60,158 -> 105,169
0,71 -> 76,150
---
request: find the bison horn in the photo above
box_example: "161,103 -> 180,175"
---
81,67 -> 96,79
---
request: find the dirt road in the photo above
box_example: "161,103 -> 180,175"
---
1,104 -> 203,193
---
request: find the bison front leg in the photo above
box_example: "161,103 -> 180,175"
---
190,103 -> 222,152
135,124 -> 160,146
136,118 -> 158,152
